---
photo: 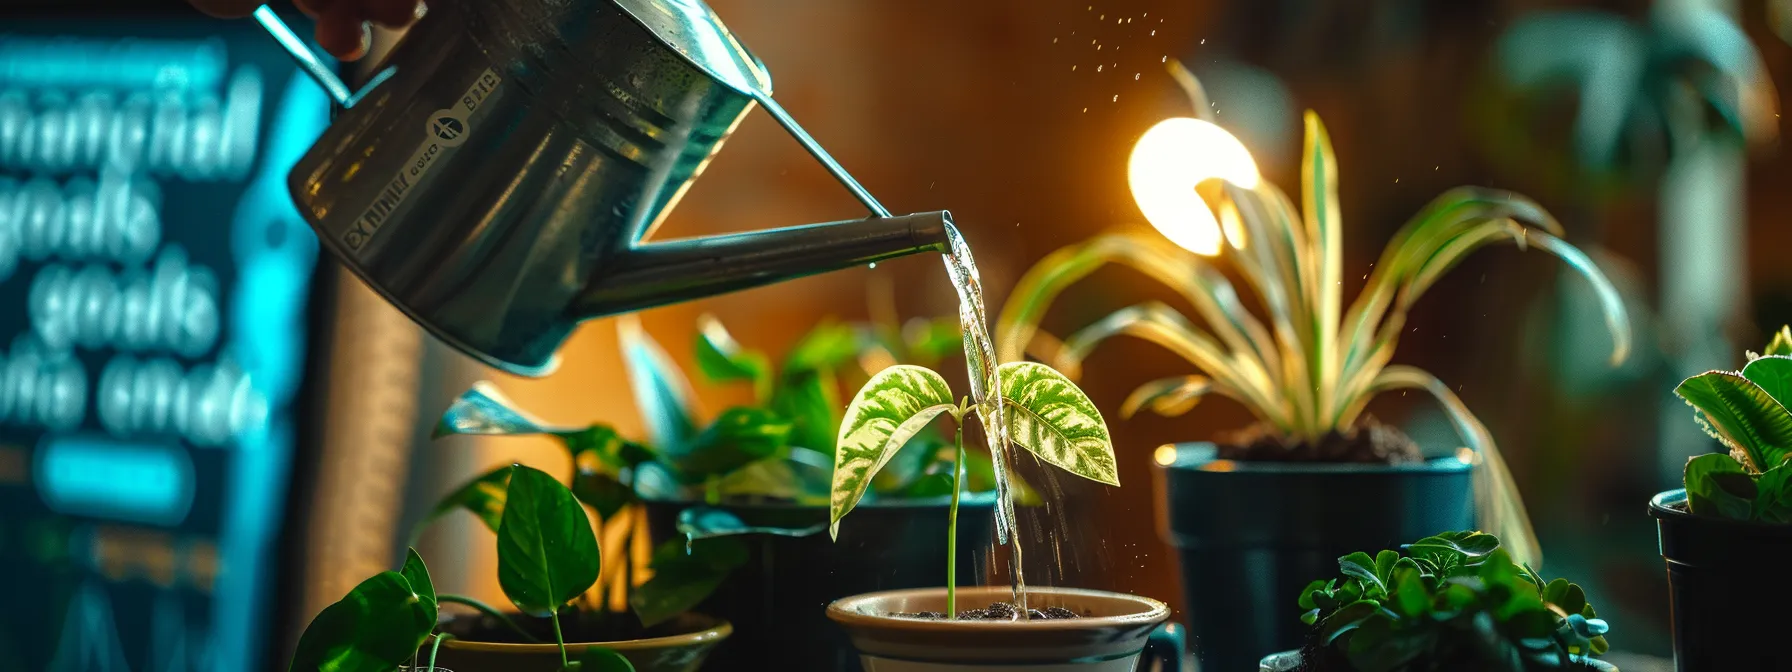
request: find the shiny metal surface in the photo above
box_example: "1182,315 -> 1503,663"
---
266,0 -> 950,376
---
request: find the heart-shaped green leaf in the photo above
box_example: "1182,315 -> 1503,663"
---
1675,370 -> 1792,471
568,646 -> 636,672
1404,530 -> 1500,574
434,382 -> 562,438
1744,356 -> 1792,412
414,465 -> 511,541
497,465 -> 600,617
1685,452 -> 1756,519
630,537 -> 749,627
995,361 -> 1119,486
830,365 -> 957,538
1390,566 -> 1428,618
399,548 -> 436,619
620,316 -> 701,451
667,407 -> 791,481
695,314 -> 773,400
772,369 -> 842,455
287,571 -> 435,672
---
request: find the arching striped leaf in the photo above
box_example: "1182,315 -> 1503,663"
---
1675,371 -> 1792,471
831,365 -> 957,539
996,362 -> 1118,486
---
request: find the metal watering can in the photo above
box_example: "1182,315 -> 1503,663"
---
252,0 -> 953,376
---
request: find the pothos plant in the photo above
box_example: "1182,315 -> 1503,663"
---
829,361 -> 1118,616
287,465 -> 636,672
1296,531 -> 1610,671
1673,325 -> 1792,521
995,64 -> 1633,568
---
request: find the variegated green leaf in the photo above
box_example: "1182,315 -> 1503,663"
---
1368,365 -> 1539,570
1301,111 -> 1342,429
996,361 -> 1118,486
831,365 -> 957,538
1675,370 -> 1792,471
1120,375 -> 1214,419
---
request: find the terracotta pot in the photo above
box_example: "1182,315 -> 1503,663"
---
827,586 -> 1171,671
411,612 -> 730,672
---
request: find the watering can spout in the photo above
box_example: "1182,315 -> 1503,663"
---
579,211 -> 953,318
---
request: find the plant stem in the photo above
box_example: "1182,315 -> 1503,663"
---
948,423 -> 964,620
437,594 -> 542,643
427,632 -> 454,672
552,609 -> 568,668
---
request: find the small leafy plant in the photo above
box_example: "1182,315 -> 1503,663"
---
1295,531 -> 1610,672
829,361 -> 1118,616
1674,325 -> 1792,521
996,62 -> 1634,567
288,465 -> 637,672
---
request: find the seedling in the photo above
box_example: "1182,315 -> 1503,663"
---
1674,325 -> 1792,522
830,361 -> 1118,616
1296,531 -> 1610,671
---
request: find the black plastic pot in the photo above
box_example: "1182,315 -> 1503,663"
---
1650,488 -> 1792,671
643,495 -> 995,672
1154,443 -> 1475,672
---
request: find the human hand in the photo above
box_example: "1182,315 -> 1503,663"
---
186,0 -> 425,61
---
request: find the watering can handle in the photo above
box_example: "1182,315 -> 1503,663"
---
249,5 -> 393,108
1143,622 -> 1188,672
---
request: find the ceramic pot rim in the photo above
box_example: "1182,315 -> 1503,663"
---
826,585 -> 1168,631
1154,442 -> 1472,475
1649,488 -> 1792,533
1261,650 -> 1619,671
437,613 -> 731,653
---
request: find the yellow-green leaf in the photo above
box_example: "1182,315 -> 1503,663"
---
1743,356 -> 1792,411
1764,326 -> 1792,357
831,365 -> 956,539
996,362 -> 1118,486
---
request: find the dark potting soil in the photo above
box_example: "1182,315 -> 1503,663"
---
889,602 -> 1083,621
1215,414 -> 1422,464
438,610 -> 691,644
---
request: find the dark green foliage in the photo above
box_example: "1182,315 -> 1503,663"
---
1296,532 -> 1609,671
629,537 -> 750,628
497,466 -> 602,617
288,553 -> 436,672
1676,327 -> 1792,522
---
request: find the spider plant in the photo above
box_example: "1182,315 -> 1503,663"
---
996,62 -> 1633,568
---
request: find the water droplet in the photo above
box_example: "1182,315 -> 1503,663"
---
1096,64 -> 1103,71
1112,95 -> 1118,102
1082,107 -> 1088,113
1097,45 -> 1102,50
1099,14 -> 1104,19
1162,55 -> 1167,62
1053,37 -> 1058,43
1134,73 -> 1140,80
1072,65 -> 1077,71
869,262 -> 877,269
1151,30 -> 1156,35
1200,38 -> 1206,44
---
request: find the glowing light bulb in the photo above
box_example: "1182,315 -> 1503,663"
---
1127,118 -> 1260,256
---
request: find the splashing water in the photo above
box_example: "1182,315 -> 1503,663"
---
941,222 -> 1028,616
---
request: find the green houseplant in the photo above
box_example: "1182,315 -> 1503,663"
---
997,64 -> 1632,671
1648,325 -> 1792,670
286,464 -> 722,672
439,311 -> 1021,671
1261,531 -> 1613,671
825,362 -> 1177,669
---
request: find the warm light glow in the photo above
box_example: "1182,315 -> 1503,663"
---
1128,118 -> 1260,256
1154,444 -> 1178,466
1456,447 -> 1478,465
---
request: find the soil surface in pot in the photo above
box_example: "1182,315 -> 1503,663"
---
1215,414 -> 1421,464
438,610 -> 696,644
888,601 -> 1084,621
